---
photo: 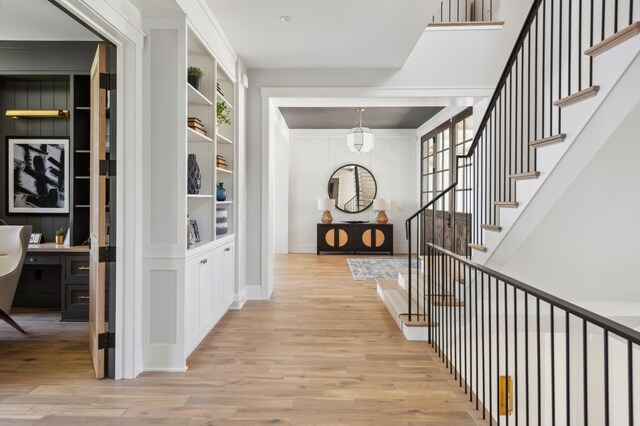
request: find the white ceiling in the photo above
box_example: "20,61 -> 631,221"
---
206,0 -> 433,69
0,0 -> 99,41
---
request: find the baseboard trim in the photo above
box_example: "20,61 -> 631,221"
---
230,286 -> 248,310
246,284 -> 264,300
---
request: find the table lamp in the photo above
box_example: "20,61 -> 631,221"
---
318,198 -> 335,224
373,199 -> 391,224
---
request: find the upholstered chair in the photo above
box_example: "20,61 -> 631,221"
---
0,225 -> 32,333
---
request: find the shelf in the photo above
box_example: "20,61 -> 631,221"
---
216,201 -> 233,205
187,83 -> 213,106
216,133 -> 233,144
187,127 -> 213,143
187,194 -> 213,199
216,167 -> 232,174
217,92 -> 233,109
75,106 -> 90,110
75,150 -> 90,153
75,205 -> 90,208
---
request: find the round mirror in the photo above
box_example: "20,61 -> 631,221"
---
328,164 -> 377,213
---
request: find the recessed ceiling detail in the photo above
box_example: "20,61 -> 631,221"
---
206,0 -> 432,68
279,107 -> 444,130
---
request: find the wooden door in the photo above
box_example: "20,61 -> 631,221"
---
89,43 -> 108,379
420,108 -> 473,256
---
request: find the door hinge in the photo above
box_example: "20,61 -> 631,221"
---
99,73 -> 116,90
99,159 -> 116,177
98,246 -> 116,263
98,332 -> 115,350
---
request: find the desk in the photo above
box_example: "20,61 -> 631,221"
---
15,244 -> 90,321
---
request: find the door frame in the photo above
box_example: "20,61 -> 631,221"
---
54,0 -> 145,379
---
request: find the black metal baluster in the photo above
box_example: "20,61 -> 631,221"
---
566,312 -> 570,426
590,0 -> 594,86
550,0 -> 555,135
482,271 -> 486,419
542,1 -> 546,138
568,0 -> 572,95
489,274 -> 493,422
525,292 -> 530,425
551,305 -> 556,425
584,319 -> 589,426
537,299 -> 542,426
504,281 -> 509,426
629,341 -> 634,425
514,286 -> 519,425
579,0 -> 583,91
497,278 -> 501,426
604,329 -> 609,426
534,13 -> 539,171
614,0 -> 619,32
408,222 -> 412,321
559,0 -> 563,133
601,0 -> 605,41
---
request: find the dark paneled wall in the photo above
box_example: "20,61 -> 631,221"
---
0,78 -> 71,241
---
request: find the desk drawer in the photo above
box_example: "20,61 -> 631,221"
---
25,254 -> 60,265
62,284 -> 89,321
65,255 -> 90,283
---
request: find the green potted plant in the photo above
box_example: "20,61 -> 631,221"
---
55,227 -> 66,245
216,101 -> 231,127
187,66 -> 203,90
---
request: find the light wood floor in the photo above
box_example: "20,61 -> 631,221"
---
0,254 -> 483,425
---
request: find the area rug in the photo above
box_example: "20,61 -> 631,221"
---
347,257 -> 418,281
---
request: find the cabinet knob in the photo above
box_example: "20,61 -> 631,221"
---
78,266 -> 90,271
201,258 -> 208,264
224,247 -> 230,252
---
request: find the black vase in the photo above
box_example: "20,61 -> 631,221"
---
187,154 -> 202,195
188,75 -> 201,91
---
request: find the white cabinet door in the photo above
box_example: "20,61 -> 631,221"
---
185,257 -> 201,346
223,242 -> 235,306
213,246 -> 225,317
198,253 -> 215,327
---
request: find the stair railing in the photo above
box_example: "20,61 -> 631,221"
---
406,0 -> 638,423
431,0 -> 496,23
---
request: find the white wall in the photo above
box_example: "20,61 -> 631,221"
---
245,0 -> 534,290
287,129 -> 418,254
273,109 -> 290,254
501,100 -> 640,303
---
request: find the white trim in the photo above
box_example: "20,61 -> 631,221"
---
425,23 -> 505,32
230,286 -> 247,310
245,284 -> 264,300
56,0 -> 145,379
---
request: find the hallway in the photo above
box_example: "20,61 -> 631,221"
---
0,254 -> 481,425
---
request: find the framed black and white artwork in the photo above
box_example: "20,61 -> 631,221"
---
7,138 -> 70,214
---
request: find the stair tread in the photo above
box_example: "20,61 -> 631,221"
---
585,22 -> 640,57
468,243 -> 488,253
530,133 -> 566,148
554,86 -> 599,108
481,223 -> 502,232
511,171 -> 540,180
494,201 -> 519,208
399,313 -> 438,327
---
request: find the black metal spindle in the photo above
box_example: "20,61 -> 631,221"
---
614,0 -> 619,32
550,0 -> 555,134
514,287 -> 519,425
604,329 -> 609,426
475,269 -> 480,409
525,292 -> 530,425
568,0 -> 572,95
489,275 -> 493,422
496,278 -> 501,426
482,272 -> 486,419
590,0 -> 594,86
542,1 -> 546,138
629,341 -> 634,425
504,281 -> 509,426
579,0 -> 583,91
566,312 -> 570,426
408,221 -> 412,320
537,298 -> 542,426
551,305 -> 556,425
584,319 -> 589,426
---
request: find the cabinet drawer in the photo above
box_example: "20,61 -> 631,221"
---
24,254 -> 60,265
65,255 -> 90,283
62,284 -> 89,321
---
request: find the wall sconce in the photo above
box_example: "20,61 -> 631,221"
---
5,109 -> 69,119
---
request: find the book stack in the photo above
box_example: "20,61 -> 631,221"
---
216,83 -> 224,97
188,117 -> 207,136
216,155 -> 228,170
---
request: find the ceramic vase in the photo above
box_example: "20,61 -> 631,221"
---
216,183 -> 227,201
187,154 -> 202,195
216,207 -> 228,236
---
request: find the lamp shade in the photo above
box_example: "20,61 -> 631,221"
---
373,199 -> 391,211
346,127 -> 374,153
318,198 -> 335,211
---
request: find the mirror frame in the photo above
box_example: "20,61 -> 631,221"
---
327,164 -> 377,214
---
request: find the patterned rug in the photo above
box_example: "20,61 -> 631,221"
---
347,257 -> 418,281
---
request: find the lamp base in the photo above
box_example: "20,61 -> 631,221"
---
376,210 -> 389,224
321,210 -> 333,224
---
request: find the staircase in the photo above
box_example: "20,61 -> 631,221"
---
377,0 -> 640,423
357,167 -> 376,210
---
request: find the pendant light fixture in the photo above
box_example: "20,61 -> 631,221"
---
347,108 -> 374,153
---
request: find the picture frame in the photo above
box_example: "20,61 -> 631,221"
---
7,137 -> 70,214
29,233 -> 43,244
